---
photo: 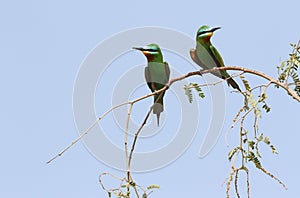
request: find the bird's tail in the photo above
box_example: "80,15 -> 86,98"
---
220,70 -> 241,92
153,94 -> 164,126
227,78 -> 241,92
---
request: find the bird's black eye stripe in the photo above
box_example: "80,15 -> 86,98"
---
197,30 -> 211,36
145,48 -> 158,52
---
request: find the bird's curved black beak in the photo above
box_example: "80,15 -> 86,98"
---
211,27 -> 221,32
132,47 -> 144,51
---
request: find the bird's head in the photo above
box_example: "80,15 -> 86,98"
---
196,25 -> 221,43
133,43 -> 163,62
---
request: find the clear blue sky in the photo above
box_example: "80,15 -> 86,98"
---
1,0 -> 299,197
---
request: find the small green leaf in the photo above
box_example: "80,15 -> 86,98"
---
240,75 -> 251,91
263,136 -> 271,145
257,134 -> 264,142
183,83 -> 205,103
248,141 -> 255,150
198,92 -> 205,98
147,184 -> 160,190
247,151 -> 262,168
228,147 -> 239,161
262,103 -> 271,113
270,145 -> 279,154
183,84 -> 193,103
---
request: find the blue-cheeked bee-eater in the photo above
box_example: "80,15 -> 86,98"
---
190,25 -> 241,91
133,44 -> 170,126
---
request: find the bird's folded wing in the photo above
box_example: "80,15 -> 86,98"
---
164,62 -> 171,84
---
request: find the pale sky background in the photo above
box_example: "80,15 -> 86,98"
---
1,0 -> 300,197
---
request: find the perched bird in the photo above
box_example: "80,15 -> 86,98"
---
133,44 -> 170,126
190,25 -> 241,91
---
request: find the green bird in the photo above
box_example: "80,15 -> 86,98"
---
190,25 -> 241,91
133,44 -> 170,126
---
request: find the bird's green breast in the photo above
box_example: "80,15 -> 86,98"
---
148,62 -> 167,87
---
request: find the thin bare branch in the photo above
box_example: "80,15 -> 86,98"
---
46,102 -> 129,164
47,65 -> 300,164
128,91 -> 164,169
259,167 -> 288,190
125,103 -> 133,194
